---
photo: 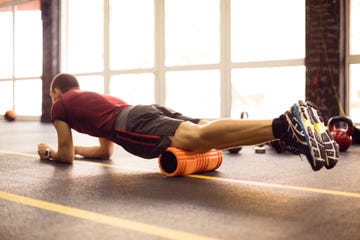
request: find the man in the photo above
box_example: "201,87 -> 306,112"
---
38,73 -> 339,171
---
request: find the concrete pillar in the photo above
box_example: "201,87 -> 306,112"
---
41,0 -> 60,122
305,0 -> 346,122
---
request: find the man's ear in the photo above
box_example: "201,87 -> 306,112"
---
54,88 -> 62,96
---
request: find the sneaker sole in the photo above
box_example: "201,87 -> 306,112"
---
305,101 -> 339,169
292,100 -> 326,171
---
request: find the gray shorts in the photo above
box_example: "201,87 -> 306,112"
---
113,104 -> 200,159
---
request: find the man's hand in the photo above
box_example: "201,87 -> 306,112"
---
37,143 -> 53,160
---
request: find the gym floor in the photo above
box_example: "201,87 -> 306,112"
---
1,120 -> 359,240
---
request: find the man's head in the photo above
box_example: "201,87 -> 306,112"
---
50,73 -> 80,103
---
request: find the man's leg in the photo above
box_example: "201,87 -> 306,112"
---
170,100 -> 339,171
170,119 -> 275,153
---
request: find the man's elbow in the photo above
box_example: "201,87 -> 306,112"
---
99,151 -> 113,159
61,158 -> 74,164
56,152 -> 74,163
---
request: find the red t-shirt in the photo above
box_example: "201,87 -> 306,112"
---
51,90 -> 129,140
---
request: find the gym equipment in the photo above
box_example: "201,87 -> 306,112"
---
254,144 -> 266,154
328,116 -> 354,152
227,111 -> 248,154
158,147 -> 223,177
4,110 -> 16,121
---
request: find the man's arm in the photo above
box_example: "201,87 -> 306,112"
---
38,121 -> 114,162
38,120 -> 74,163
74,137 -> 114,159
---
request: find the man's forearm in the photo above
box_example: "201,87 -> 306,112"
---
74,146 -> 111,159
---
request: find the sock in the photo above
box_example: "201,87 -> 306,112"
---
272,116 -> 286,139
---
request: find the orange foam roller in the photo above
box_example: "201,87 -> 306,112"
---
158,147 -> 223,177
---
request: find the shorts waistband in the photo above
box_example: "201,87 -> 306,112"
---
115,105 -> 134,130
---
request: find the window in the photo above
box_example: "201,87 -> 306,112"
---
0,81 -> 13,113
14,4 -> 42,77
61,0 -> 305,119
231,0 -> 305,62
349,0 -> 360,122
164,0 -> 221,118
109,0 -> 154,70
14,79 -> 42,115
77,75 -> 104,93
0,0 -> 42,117
231,67 -> 305,119
165,0 -> 220,66
349,64 -> 360,120
166,70 -> 220,118
65,0 -> 103,74
110,74 -> 155,105
231,0 -> 305,118
0,6 -> 13,78
350,0 -> 360,55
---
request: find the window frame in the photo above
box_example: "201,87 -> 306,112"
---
60,0 -> 306,119
346,0 -> 360,120
0,0 -> 42,119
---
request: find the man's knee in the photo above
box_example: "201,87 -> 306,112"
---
171,122 -> 209,153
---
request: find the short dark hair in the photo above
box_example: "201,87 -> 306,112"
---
51,73 -> 80,93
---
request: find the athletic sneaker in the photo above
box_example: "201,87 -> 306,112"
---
277,100 -> 337,171
304,101 -> 339,169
